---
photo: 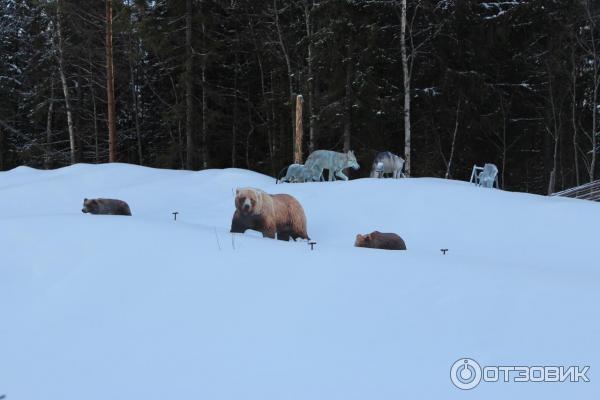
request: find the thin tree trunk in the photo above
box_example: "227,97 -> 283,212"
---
571,48 -> 579,186
304,0 -> 316,153
88,54 -> 100,163
294,95 -> 304,164
232,54 -> 238,168
400,0 -> 411,176
185,0 -> 194,169
106,0 -> 118,162
343,42 -> 352,153
45,75 -> 54,169
129,56 -> 143,165
201,12 -> 208,169
273,0 -> 294,157
56,0 -> 76,164
445,100 -> 460,179
586,0 -> 598,181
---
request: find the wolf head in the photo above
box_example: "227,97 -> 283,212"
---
347,150 -> 359,170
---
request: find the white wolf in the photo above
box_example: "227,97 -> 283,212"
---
277,163 -> 322,183
370,151 -> 405,178
304,150 -> 360,181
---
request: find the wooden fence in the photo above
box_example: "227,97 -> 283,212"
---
551,179 -> 600,202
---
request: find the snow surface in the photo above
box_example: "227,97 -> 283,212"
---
1,163 -> 599,399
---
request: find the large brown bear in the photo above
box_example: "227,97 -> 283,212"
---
354,231 -> 406,250
230,187 -> 309,241
82,198 -> 132,216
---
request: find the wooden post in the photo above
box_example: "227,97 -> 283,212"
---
294,94 -> 304,164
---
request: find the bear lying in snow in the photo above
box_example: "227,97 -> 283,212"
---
354,231 -> 406,250
230,187 -> 309,241
82,198 -> 132,216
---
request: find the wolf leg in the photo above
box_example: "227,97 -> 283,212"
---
335,170 -> 348,180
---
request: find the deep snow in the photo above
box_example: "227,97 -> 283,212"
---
0,163 -> 599,399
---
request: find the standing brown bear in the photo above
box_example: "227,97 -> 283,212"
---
230,187 -> 309,241
355,231 -> 406,250
82,198 -> 132,216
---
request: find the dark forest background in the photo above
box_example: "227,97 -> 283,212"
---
0,0 -> 599,194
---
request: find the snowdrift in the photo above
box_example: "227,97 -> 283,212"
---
1,163 -> 598,399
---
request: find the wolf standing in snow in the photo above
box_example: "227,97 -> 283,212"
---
370,151 -> 405,178
304,150 -> 360,181
277,163 -> 322,183
82,198 -> 132,216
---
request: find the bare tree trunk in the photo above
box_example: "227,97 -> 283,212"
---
45,75 -> 55,169
128,30 -> 143,165
304,0 -> 316,153
571,48 -> 580,186
445,100 -> 460,179
106,0 -> 118,162
400,0 -> 411,176
273,0 -> 295,157
56,0 -> 77,164
232,54 -> 238,168
294,95 -> 304,163
587,0 -> 598,181
343,42 -> 352,153
185,0 -> 194,169
201,11 -> 208,169
88,54 -> 100,163
546,66 -> 561,194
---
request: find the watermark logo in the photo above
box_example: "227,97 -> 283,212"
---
450,358 -> 590,390
450,358 -> 482,390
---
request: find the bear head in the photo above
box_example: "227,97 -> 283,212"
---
82,198 -> 98,214
235,188 -> 263,216
354,233 -> 372,247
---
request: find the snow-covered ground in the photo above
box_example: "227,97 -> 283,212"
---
1,163 -> 599,399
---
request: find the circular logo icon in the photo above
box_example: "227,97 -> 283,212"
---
450,358 -> 482,390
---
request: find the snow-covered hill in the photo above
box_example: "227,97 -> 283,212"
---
1,164 -> 598,399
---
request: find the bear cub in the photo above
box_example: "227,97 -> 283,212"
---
355,231 -> 406,250
82,198 -> 132,216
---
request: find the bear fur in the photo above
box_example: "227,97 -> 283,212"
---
82,198 -> 132,216
354,231 -> 406,250
230,187 -> 309,241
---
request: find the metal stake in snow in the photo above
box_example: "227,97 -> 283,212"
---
172,211 -> 179,221
309,241 -> 316,250
441,248 -> 448,255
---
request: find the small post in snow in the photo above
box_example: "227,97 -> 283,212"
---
172,211 -> 179,221
441,248 -> 448,255
308,241 -> 316,250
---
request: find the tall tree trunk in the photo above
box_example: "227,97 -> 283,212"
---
45,75 -> 54,169
445,100 -> 460,179
185,0 -> 194,169
232,54 -> 238,167
343,42 -> 352,153
56,0 -> 77,164
201,11 -> 208,169
129,49 -> 143,165
571,48 -> 579,186
106,0 -> 118,162
304,0 -> 316,153
88,54 -> 100,163
400,0 -> 411,176
294,95 -> 304,163
273,0 -> 294,158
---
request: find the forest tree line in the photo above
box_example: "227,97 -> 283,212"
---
0,0 -> 599,194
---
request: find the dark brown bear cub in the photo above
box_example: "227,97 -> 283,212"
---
355,231 -> 406,250
230,187 -> 309,241
82,198 -> 132,216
